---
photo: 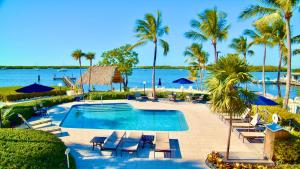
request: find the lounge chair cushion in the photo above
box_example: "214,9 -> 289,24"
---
155,142 -> 170,151
156,133 -> 169,142
240,132 -> 265,138
35,126 -> 61,133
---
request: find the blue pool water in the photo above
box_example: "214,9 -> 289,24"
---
60,103 -> 189,131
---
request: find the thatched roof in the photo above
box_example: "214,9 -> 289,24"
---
78,66 -> 123,85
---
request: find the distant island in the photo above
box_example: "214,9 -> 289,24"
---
1,65 -> 299,72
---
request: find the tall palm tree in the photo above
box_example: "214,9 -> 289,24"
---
244,26 -> 274,96
188,67 -> 199,90
267,20 -> 287,98
184,43 -> 208,90
229,36 -> 254,62
207,54 -> 253,160
72,49 -> 85,91
133,11 -> 169,99
85,52 -> 96,92
239,0 -> 300,108
185,7 -> 230,62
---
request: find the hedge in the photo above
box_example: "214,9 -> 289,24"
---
0,129 -> 75,169
1,96 -> 75,127
86,91 -> 210,101
0,86 -> 68,102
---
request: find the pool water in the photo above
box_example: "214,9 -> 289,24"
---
60,103 -> 189,131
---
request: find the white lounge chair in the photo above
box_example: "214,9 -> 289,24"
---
18,114 -> 61,134
232,113 -> 261,130
154,132 -> 171,158
120,132 -> 142,157
101,131 -> 126,156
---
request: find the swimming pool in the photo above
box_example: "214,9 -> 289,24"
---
60,103 -> 188,131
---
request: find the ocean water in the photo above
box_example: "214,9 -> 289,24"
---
0,68 -> 298,98
60,103 -> 189,131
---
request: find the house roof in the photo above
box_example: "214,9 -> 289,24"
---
78,66 -> 123,85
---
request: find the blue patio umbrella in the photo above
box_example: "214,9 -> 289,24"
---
15,83 -> 54,93
251,95 -> 278,106
158,78 -> 162,86
172,78 -> 194,84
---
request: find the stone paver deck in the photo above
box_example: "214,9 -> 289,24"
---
31,100 -> 264,169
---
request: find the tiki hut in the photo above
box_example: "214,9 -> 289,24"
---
78,66 -> 123,90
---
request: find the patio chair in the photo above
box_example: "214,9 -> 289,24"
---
154,132 -> 171,158
18,114 -> 61,134
238,131 -> 265,143
231,114 -> 261,131
185,94 -> 193,102
101,131 -> 126,156
120,132 -> 142,157
192,95 -> 204,103
221,108 -> 251,122
168,93 -> 176,102
147,92 -> 156,101
135,92 -> 146,102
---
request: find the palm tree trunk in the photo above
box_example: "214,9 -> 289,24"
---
152,41 -> 158,99
277,46 -> 282,98
225,113 -> 232,160
199,66 -> 202,91
88,60 -> 92,92
262,44 -> 266,97
79,58 -> 83,92
213,42 -> 218,62
283,19 -> 292,109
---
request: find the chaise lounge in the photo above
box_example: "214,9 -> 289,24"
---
120,132 -> 142,157
18,114 -> 61,134
231,113 -> 261,131
101,131 -> 126,156
154,132 -> 172,158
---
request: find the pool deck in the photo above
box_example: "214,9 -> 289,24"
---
33,99 -> 265,169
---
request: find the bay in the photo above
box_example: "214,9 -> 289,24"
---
0,68 -> 298,98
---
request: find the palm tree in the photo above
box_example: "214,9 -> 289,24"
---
185,7 -> 230,62
244,26 -> 274,97
267,20 -> 287,98
229,36 -> 254,62
184,43 -> 208,90
71,49 -> 85,91
207,54 -> 253,160
239,0 -> 300,108
133,11 -> 169,99
187,67 -> 199,90
85,52 -> 96,92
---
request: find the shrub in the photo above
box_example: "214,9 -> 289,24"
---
1,96 -> 74,127
273,136 -> 300,165
205,151 -> 270,169
86,91 -> 210,101
0,86 -> 69,102
0,129 -> 75,169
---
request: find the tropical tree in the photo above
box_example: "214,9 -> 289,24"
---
71,49 -> 85,91
266,20 -> 287,98
187,67 -> 199,90
239,0 -> 300,108
185,7 -> 230,62
206,54 -> 254,160
229,36 -> 254,62
184,43 -> 208,90
99,44 -> 139,90
244,25 -> 274,97
85,52 -> 96,92
132,11 -> 169,99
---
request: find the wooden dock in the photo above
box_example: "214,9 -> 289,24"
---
53,76 -> 76,88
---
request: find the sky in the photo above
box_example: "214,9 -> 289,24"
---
0,0 -> 299,68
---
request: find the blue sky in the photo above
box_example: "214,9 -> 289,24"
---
0,0 -> 299,68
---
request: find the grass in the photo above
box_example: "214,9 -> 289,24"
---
0,86 -> 69,102
0,129 -> 76,169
